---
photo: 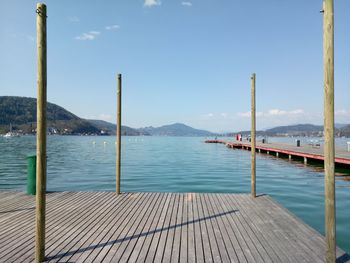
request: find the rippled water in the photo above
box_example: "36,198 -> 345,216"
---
0,135 -> 349,253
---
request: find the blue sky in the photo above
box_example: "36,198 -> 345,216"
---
0,0 -> 349,132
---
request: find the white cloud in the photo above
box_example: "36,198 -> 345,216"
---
335,109 -> 350,117
238,109 -> 304,118
200,113 -> 214,120
238,111 -> 263,117
105,25 -> 120,30
98,114 -> 113,122
267,109 -> 304,116
181,1 -> 192,6
68,16 -> 80,22
237,111 -> 251,118
289,109 -> 304,114
144,0 -> 161,7
220,113 -> 228,118
75,31 -> 100,41
267,109 -> 287,116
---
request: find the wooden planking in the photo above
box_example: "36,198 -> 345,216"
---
170,193 -> 184,262
161,193 -> 180,262
232,194 -> 297,262
152,192 -> 177,262
8,192 -> 104,263
202,193 -> 230,262
246,195 -> 323,262
143,193 -> 172,262
46,192 -> 126,262
8,192 -> 100,262
0,192 -> 84,261
126,193 -> 168,262
58,193 -> 132,262
0,192 -> 349,263
110,193 -> 162,262
93,192 -> 150,262
206,193 -> 241,262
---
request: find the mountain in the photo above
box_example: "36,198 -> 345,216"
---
339,124 -> 350,137
87,119 -> 149,136
0,96 -> 138,135
335,123 -> 348,129
232,123 -> 350,138
0,96 -> 211,136
137,123 -> 214,136
0,96 -> 100,135
264,124 -> 324,136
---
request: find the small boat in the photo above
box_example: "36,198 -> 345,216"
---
3,131 -> 20,138
3,124 -> 21,138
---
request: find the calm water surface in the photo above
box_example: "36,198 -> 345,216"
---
0,135 -> 349,253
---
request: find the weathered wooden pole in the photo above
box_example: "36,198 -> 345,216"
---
116,74 -> 122,194
251,73 -> 256,198
35,3 -> 47,263
323,0 -> 335,262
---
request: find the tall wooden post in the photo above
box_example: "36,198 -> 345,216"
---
251,73 -> 256,198
323,0 -> 335,262
35,3 -> 47,263
116,74 -> 122,194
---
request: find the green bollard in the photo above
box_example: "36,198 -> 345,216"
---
27,155 -> 36,195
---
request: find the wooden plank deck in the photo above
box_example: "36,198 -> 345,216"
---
0,192 -> 348,262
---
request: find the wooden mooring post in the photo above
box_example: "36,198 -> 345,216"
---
323,0 -> 335,262
116,74 -> 122,194
251,73 -> 256,198
35,3 -> 47,263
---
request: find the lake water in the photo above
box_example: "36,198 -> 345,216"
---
0,135 -> 349,253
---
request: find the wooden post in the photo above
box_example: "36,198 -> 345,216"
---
323,0 -> 335,262
251,73 -> 256,198
35,3 -> 47,263
116,74 -> 122,194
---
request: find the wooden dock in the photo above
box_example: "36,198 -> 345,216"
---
0,191 -> 348,262
206,139 -> 350,167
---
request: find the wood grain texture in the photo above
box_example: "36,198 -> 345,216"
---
116,74 -> 122,194
0,192 -> 348,263
251,73 -> 256,198
323,0 -> 336,262
35,3 -> 47,262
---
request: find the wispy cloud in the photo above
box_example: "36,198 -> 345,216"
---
105,25 -> 120,30
68,16 -> 80,23
144,0 -> 161,7
88,114 -> 113,122
220,113 -> 228,118
238,109 -> 304,118
201,113 -> 214,119
238,111 -> 263,118
9,32 -> 35,42
75,31 -> 100,41
181,1 -> 192,7
335,109 -> 350,117
99,114 -> 113,122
